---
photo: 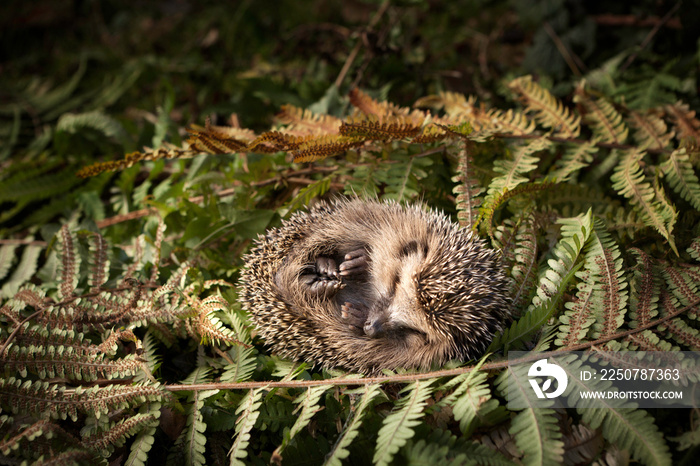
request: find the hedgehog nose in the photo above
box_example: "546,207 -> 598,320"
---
364,318 -> 383,338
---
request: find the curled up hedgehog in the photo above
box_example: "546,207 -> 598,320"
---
238,198 -> 512,374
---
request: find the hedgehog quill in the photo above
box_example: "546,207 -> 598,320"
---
238,199 -> 512,374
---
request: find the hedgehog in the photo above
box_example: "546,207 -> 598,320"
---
238,198 -> 511,374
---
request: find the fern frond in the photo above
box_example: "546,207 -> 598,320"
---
229,387 -> 265,466
276,104 -> 342,134
450,369 -> 503,437
173,389 -> 217,466
451,140 -> 482,229
87,232 -> 110,292
56,225 -> 80,301
688,238 -> 700,261
485,108 -> 537,136
381,153 -> 433,201
82,412 -> 157,454
508,75 -> 580,138
487,137 -> 551,200
0,378 -> 165,421
580,408 -> 670,466
495,368 -> 563,466
664,101 -> 700,143
628,248 -> 659,327
373,380 -> 435,466
349,88 -> 426,124
611,149 -> 678,254
0,243 -> 43,299
220,346 -> 257,383
562,423 -> 603,465
628,110 -> 675,150
491,211 -> 592,352
325,383 -> 382,466
77,144 -> 197,178
290,134 -> 365,163
574,83 -> 628,144
2,345 -> 144,381
589,222 -> 628,339
272,385 -> 329,462
125,422 -> 158,466
340,115 -> 422,141
503,215 -> 539,311
549,141 -> 599,182
660,148 -> 700,212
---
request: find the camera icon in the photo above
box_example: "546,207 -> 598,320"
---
528,358 -> 568,399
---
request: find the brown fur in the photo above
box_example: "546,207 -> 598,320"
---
238,198 -> 511,374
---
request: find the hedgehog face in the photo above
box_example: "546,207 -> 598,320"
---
363,240 -> 433,341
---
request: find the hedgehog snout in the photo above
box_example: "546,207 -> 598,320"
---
363,314 -> 385,338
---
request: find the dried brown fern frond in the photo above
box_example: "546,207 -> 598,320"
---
76,144 -> 198,178
276,104 -> 342,135
289,134 -> 366,163
349,88 -> 428,125
339,115 -> 422,141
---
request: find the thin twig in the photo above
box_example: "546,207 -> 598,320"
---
543,21 -> 583,77
333,0 -> 390,88
620,1 -> 682,73
163,296 -> 700,391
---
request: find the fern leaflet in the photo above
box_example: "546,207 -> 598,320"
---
373,380 -> 435,466
611,149 -> 678,254
509,75 -> 581,138
660,148 -> 700,212
229,387 -> 265,466
324,383 -> 382,466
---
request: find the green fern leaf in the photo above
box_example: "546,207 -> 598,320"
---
487,138 -> 551,201
0,243 -> 42,299
581,408 -> 670,466
373,380 -> 435,466
273,385 -> 329,461
496,369 -> 563,466
324,383 -> 382,466
450,370 -> 502,437
124,424 -> 157,466
549,141 -> 598,182
611,149 -> 678,254
509,75 -> 581,138
0,243 -> 18,282
574,83 -> 628,144
230,387 -> 265,466
660,148 -> 700,212
173,389 -> 217,466
587,219 -> 629,339
55,110 -> 130,146
220,347 -> 257,383
628,110 -> 674,150
491,211 -> 592,352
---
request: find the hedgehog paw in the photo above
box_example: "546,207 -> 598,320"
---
300,256 -> 344,298
339,249 -> 368,277
341,302 -> 367,332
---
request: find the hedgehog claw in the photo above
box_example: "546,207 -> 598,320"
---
339,249 -> 368,276
316,256 -> 339,279
341,302 -> 367,331
301,256 -> 343,298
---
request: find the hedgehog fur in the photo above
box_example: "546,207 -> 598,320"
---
238,198 -> 511,374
